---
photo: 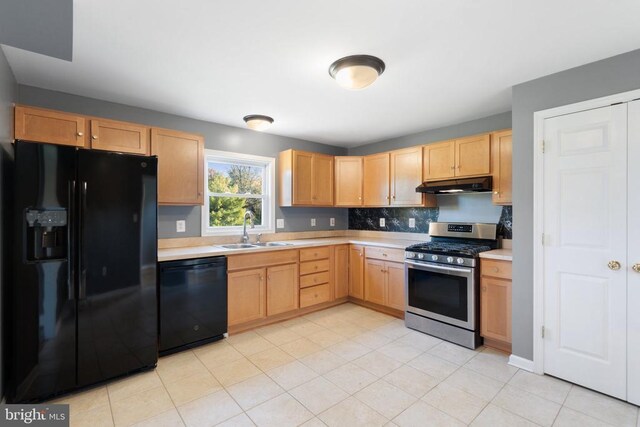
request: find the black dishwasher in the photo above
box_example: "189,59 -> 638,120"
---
159,256 -> 227,355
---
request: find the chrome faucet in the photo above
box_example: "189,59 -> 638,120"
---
242,210 -> 254,243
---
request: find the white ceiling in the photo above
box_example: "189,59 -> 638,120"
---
4,0 -> 640,147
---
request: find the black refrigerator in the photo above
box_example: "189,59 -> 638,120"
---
6,141 -> 158,403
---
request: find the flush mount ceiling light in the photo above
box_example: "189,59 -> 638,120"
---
243,114 -> 274,131
328,54 -> 386,90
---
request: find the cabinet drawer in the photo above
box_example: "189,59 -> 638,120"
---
481,259 -> 512,280
364,246 -> 404,263
300,259 -> 330,276
300,271 -> 330,289
300,284 -> 331,308
228,249 -> 299,271
300,246 -> 330,262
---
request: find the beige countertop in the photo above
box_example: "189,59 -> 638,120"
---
479,248 -> 513,261
158,237 -> 422,262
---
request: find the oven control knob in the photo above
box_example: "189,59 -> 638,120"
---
431,255 -> 438,261
456,258 -> 465,265
417,253 -> 424,259
446,257 -> 454,263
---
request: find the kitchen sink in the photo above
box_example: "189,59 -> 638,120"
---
218,243 -> 259,249
253,242 -> 293,247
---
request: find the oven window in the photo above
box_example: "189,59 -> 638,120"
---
408,268 -> 468,322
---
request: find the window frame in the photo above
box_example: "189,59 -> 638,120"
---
201,149 -> 276,236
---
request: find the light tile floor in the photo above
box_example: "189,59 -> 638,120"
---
50,303 -> 640,427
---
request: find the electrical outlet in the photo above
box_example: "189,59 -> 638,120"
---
276,219 -> 284,229
311,218 -> 316,227
379,218 -> 386,227
176,220 -> 186,233
409,218 -> 416,228
330,218 -> 335,227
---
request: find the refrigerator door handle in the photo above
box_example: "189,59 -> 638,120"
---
79,181 -> 87,301
68,180 -> 76,301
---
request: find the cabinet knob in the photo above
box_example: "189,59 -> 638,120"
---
608,260 -> 622,271
358,197 -> 361,200
314,266 -> 318,270
380,269 -> 385,273
268,275 -> 271,280
91,135 -> 98,140
493,267 -> 499,273
632,263 -> 640,273
392,195 -> 396,199
382,253 -> 387,257
450,166 -> 455,170
482,286 -> 487,292
386,196 -> 390,200
493,191 -> 499,195
77,132 -> 84,137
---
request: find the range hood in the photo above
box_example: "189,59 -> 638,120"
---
415,176 -> 492,194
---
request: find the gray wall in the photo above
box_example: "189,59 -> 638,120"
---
0,46 -> 17,399
17,85 -> 349,238
511,48 -> 640,360
0,0 -> 73,61
348,112 -> 511,156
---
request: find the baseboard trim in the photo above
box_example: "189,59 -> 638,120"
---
509,354 -> 534,372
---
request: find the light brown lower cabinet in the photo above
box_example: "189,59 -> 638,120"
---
266,263 -> 299,316
334,245 -> 349,299
364,258 -> 386,305
364,255 -> 405,311
386,262 -> 406,311
480,258 -> 512,351
228,268 -> 266,326
349,245 -> 365,299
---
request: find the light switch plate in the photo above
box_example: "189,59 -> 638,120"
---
409,218 -> 416,228
276,219 -> 285,229
379,218 -> 386,227
311,218 -> 316,227
330,218 -> 335,227
176,220 -> 186,233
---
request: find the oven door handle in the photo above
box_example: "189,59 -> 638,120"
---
405,260 -> 472,274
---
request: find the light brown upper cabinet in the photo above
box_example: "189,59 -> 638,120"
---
15,105 -> 87,147
151,128 -> 204,205
491,130 -> 513,205
455,133 -> 491,177
90,119 -> 150,155
335,156 -> 363,206
424,133 -> 492,180
423,140 -> 455,180
363,153 -> 390,206
390,147 -> 423,206
279,149 -> 334,206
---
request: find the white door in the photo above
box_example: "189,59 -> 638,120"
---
627,100 -> 640,405
543,104 -> 628,399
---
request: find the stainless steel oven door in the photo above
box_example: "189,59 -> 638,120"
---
405,260 -> 476,330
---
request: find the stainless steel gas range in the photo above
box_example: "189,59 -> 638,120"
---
404,222 -> 498,349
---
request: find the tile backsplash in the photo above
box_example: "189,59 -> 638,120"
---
348,205 -> 513,239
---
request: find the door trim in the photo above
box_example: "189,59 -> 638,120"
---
532,88 -> 640,375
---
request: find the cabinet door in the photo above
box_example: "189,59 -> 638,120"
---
312,154 -> 334,205
455,133 -> 491,177
266,264 -> 299,316
334,245 -> 349,299
390,147 -> 423,206
151,128 -> 204,205
363,153 -> 390,206
349,245 -> 365,299
335,156 -> 363,206
228,268 -> 266,326
480,277 -> 511,343
15,105 -> 86,147
90,119 -> 150,155
292,151 -> 314,205
386,261 -> 405,311
423,141 -> 455,180
364,258 -> 386,305
491,130 -> 512,205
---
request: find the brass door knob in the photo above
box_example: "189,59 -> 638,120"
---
92,135 -> 98,140
77,132 -> 84,137
608,260 -> 622,271
633,263 -> 640,273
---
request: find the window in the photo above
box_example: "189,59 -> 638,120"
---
202,150 -> 275,235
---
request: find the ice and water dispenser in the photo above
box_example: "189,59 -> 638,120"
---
25,209 -> 68,261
